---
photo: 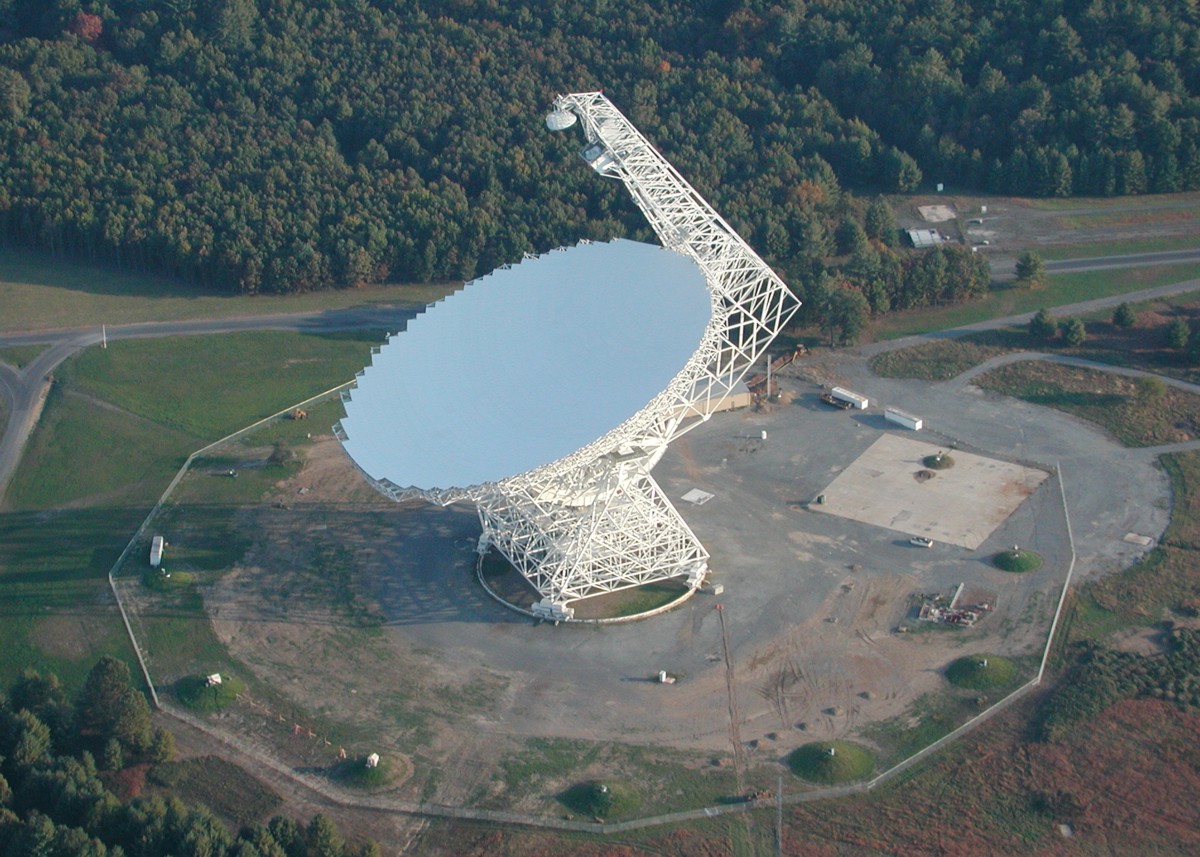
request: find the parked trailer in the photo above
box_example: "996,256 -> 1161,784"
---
149,535 -> 164,568
829,386 -> 869,410
885,407 -> 923,431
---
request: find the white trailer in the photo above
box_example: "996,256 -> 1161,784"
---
149,536 -> 164,567
830,386 -> 869,410
885,407 -> 923,431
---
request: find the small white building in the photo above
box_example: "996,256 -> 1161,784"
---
206,673 -> 222,687
366,753 -> 380,768
149,536 -> 164,567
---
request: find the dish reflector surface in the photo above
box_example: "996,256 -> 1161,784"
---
340,239 -> 712,490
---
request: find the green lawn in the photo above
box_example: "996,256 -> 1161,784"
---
1038,236 -> 1200,261
60,329 -> 384,440
0,246 -> 453,332
1021,191 -> 1200,211
874,263 -> 1200,339
0,344 -> 48,368
0,329 -> 384,696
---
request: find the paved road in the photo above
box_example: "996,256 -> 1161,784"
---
0,304 -> 420,502
1045,248 -> 1200,274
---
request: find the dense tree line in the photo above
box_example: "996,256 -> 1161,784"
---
0,657 -> 371,857
0,1 -> 1169,319
758,0 -> 1200,197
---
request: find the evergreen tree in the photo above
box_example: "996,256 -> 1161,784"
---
1014,251 -> 1046,288
1167,318 -> 1190,351
1112,302 -> 1136,329
1061,317 -> 1086,347
1029,308 -> 1057,342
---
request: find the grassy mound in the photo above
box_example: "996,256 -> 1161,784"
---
175,674 -> 245,711
922,452 -> 955,470
557,780 -> 640,819
331,755 -> 401,790
993,548 -> 1043,573
946,655 -> 1017,689
788,741 -> 874,784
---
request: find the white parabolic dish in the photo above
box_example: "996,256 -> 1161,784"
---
339,239 -> 713,490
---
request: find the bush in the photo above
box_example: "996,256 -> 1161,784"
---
1112,302 -> 1136,329
946,655 -> 1017,689
788,741 -> 874,784
993,548 -> 1043,573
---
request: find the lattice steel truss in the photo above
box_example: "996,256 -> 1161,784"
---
340,92 -> 798,620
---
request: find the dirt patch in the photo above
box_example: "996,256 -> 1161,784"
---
917,204 -> 957,223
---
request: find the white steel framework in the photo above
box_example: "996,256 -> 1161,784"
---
339,92 -> 798,621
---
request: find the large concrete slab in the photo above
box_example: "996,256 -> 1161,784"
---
810,434 -> 1048,549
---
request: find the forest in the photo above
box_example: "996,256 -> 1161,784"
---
0,657 -> 373,857
0,1 -> 1196,315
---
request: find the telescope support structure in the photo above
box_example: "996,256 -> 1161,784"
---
465,92 -> 799,620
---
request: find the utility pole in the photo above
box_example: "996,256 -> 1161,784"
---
776,772 -> 783,857
716,603 -> 745,796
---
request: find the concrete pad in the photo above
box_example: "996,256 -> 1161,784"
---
917,204 -> 956,222
810,434 -> 1048,549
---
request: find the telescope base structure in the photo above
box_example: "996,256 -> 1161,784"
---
475,465 -> 709,622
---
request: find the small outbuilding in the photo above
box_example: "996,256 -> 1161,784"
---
906,228 -> 947,249
150,536 -> 164,567
366,753 -> 380,769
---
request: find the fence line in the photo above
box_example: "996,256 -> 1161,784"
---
107,395 -> 1081,836
106,380 -> 357,709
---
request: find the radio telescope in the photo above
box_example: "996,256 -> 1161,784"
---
336,92 -> 798,621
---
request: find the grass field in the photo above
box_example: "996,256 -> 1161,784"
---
0,329 -> 382,695
0,344 -> 48,367
870,336 -> 1015,380
873,263 -> 1200,339
1038,236 -> 1200,260
0,246 -> 453,332
148,756 -> 282,828
974,361 -> 1200,446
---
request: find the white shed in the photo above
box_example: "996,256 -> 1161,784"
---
150,536 -> 164,567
